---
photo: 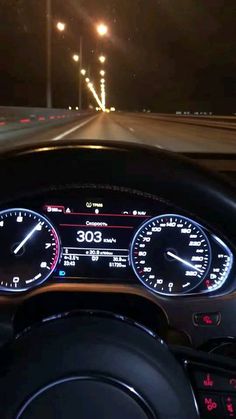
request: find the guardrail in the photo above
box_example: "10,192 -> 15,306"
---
0,106 -> 93,132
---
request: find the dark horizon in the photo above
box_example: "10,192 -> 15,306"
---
1,0 -> 236,114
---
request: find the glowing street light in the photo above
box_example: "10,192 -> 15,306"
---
100,76 -> 106,109
73,54 -> 79,62
96,23 -> 108,37
99,55 -> 106,64
101,88 -> 106,109
81,69 -> 86,76
100,70 -> 105,77
85,74 -> 105,111
56,21 -> 66,32
88,83 -> 105,111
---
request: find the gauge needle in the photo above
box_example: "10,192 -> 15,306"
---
166,251 -> 203,273
14,222 -> 42,255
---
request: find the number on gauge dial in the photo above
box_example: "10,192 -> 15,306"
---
131,214 -> 211,295
0,209 -> 60,291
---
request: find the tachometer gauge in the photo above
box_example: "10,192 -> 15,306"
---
0,209 -> 60,292
131,214 -> 211,295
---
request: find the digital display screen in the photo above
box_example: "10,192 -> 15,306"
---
43,198 -> 150,280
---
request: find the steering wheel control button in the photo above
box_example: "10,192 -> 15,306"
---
192,370 -> 219,390
228,379 -> 236,392
198,393 -> 224,418
220,376 -> 236,393
191,367 -> 236,393
222,395 -> 236,417
193,312 -> 221,327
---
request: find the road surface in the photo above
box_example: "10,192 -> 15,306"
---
1,112 -> 236,153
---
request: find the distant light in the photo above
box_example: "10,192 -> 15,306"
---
97,23 -> 108,37
99,55 -> 106,63
87,83 -> 105,112
73,54 -> 79,62
110,107 -> 116,112
85,77 -> 90,83
100,70 -> 105,76
68,106 -> 72,110
81,69 -> 86,76
56,22 -> 66,32
75,106 -> 79,110
101,78 -> 105,83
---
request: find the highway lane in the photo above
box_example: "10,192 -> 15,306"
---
0,114 -> 97,152
64,112 -> 236,153
0,112 -> 236,153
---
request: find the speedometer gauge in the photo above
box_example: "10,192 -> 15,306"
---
0,209 -> 60,292
131,214 -> 211,295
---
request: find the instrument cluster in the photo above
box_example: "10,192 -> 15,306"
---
0,189 -> 234,296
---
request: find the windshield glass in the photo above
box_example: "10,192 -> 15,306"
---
1,0 -> 236,152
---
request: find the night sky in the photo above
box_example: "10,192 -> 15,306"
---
1,0 -> 236,113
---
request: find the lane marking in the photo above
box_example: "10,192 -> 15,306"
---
51,115 -> 98,141
127,125 -> 163,148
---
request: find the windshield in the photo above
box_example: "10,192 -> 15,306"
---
1,0 -> 236,153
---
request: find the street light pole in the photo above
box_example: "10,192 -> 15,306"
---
46,16 -> 108,109
46,0 -> 52,108
79,36 -> 83,110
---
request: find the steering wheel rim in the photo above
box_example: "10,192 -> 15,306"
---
0,312 -> 198,419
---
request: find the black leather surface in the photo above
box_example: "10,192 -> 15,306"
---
0,140 -> 236,243
0,314 -> 197,419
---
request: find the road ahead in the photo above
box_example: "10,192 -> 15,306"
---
1,112 -> 236,153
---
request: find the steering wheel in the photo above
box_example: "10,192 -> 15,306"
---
0,140 -> 236,419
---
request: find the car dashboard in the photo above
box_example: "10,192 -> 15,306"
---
0,187 -> 234,298
1,141 -> 236,418
1,183 -> 236,353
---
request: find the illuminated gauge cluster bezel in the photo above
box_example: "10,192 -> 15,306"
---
0,202 -> 233,297
0,208 -> 60,293
130,214 -> 234,297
